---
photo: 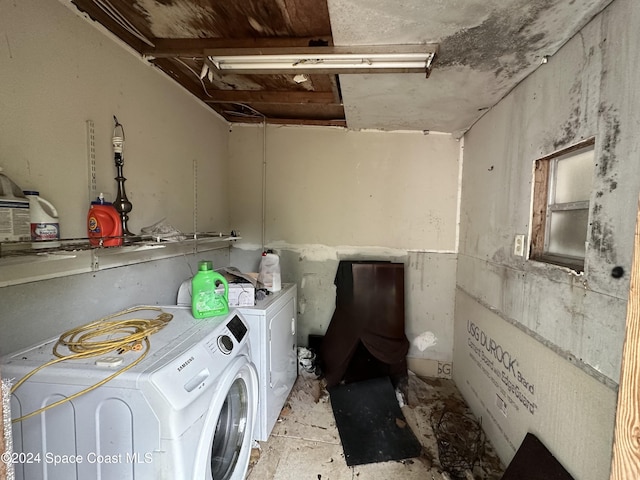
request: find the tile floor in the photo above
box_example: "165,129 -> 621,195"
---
247,372 -> 505,480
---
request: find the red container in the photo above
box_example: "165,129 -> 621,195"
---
87,198 -> 122,247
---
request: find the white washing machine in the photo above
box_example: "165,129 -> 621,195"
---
1,306 -> 258,480
177,282 -> 298,442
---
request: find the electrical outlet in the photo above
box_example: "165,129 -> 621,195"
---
514,234 -> 526,257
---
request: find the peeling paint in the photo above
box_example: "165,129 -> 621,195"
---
232,242 -> 263,251
567,268 -> 585,280
413,331 -> 438,351
263,241 -> 409,263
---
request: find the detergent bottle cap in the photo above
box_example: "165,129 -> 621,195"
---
198,260 -> 213,271
91,192 -> 111,205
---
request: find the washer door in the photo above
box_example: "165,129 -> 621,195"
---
195,356 -> 258,480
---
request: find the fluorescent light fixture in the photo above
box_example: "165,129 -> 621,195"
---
205,45 -> 438,75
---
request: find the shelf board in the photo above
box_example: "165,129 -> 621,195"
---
0,233 -> 241,287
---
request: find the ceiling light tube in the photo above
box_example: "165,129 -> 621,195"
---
205,45 -> 438,75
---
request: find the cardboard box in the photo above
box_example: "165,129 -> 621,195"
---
228,283 -> 255,307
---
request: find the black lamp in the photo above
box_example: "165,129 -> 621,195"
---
112,116 -> 134,237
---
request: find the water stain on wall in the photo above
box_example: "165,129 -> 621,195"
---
491,246 -> 508,264
409,251 -> 427,291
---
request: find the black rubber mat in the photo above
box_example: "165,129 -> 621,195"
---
328,376 -> 422,466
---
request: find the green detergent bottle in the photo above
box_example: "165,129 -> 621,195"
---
191,261 -> 229,318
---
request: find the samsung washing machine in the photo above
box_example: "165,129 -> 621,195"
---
1,305 -> 258,480
177,281 -> 298,442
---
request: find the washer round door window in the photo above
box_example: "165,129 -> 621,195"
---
195,357 -> 258,480
211,377 -> 250,478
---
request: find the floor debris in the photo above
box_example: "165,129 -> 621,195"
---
247,373 -> 505,480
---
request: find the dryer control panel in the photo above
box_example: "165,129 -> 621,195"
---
146,311 -> 251,411
213,314 -> 248,354
227,314 -> 248,342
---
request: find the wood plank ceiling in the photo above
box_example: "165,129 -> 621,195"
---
71,0 -> 346,126
69,0 -> 613,135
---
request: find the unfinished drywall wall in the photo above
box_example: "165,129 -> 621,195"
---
0,0 -> 229,238
0,249 -> 229,355
454,0 -> 639,477
229,125 -> 459,375
455,290 -> 616,480
0,0 -> 230,348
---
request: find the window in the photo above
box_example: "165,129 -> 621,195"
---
530,139 -> 595,272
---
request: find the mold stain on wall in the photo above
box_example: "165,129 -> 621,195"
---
589,103 -> 620,264
590,219 -> 616,264
437,0 -> 554,82
551,106 -> 582,151
596,103 -> 621,178
547,70 -> 587,152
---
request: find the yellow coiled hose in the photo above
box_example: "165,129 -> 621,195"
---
10,306 -> 173,423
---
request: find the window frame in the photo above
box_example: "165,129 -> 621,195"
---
530,138 -> 595,272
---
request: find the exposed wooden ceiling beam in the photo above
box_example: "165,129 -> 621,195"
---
69,0 -> 345,129
72,0 -> 151,52
228,116 -> 347,127
143,37 -> 333,58
203,90 -> 338,105
268,117 -> 346,127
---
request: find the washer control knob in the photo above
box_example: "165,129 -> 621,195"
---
218,335 -> 234,355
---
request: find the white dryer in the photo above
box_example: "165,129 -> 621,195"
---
237,284 -> 297,442
1,306 -> 258,480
